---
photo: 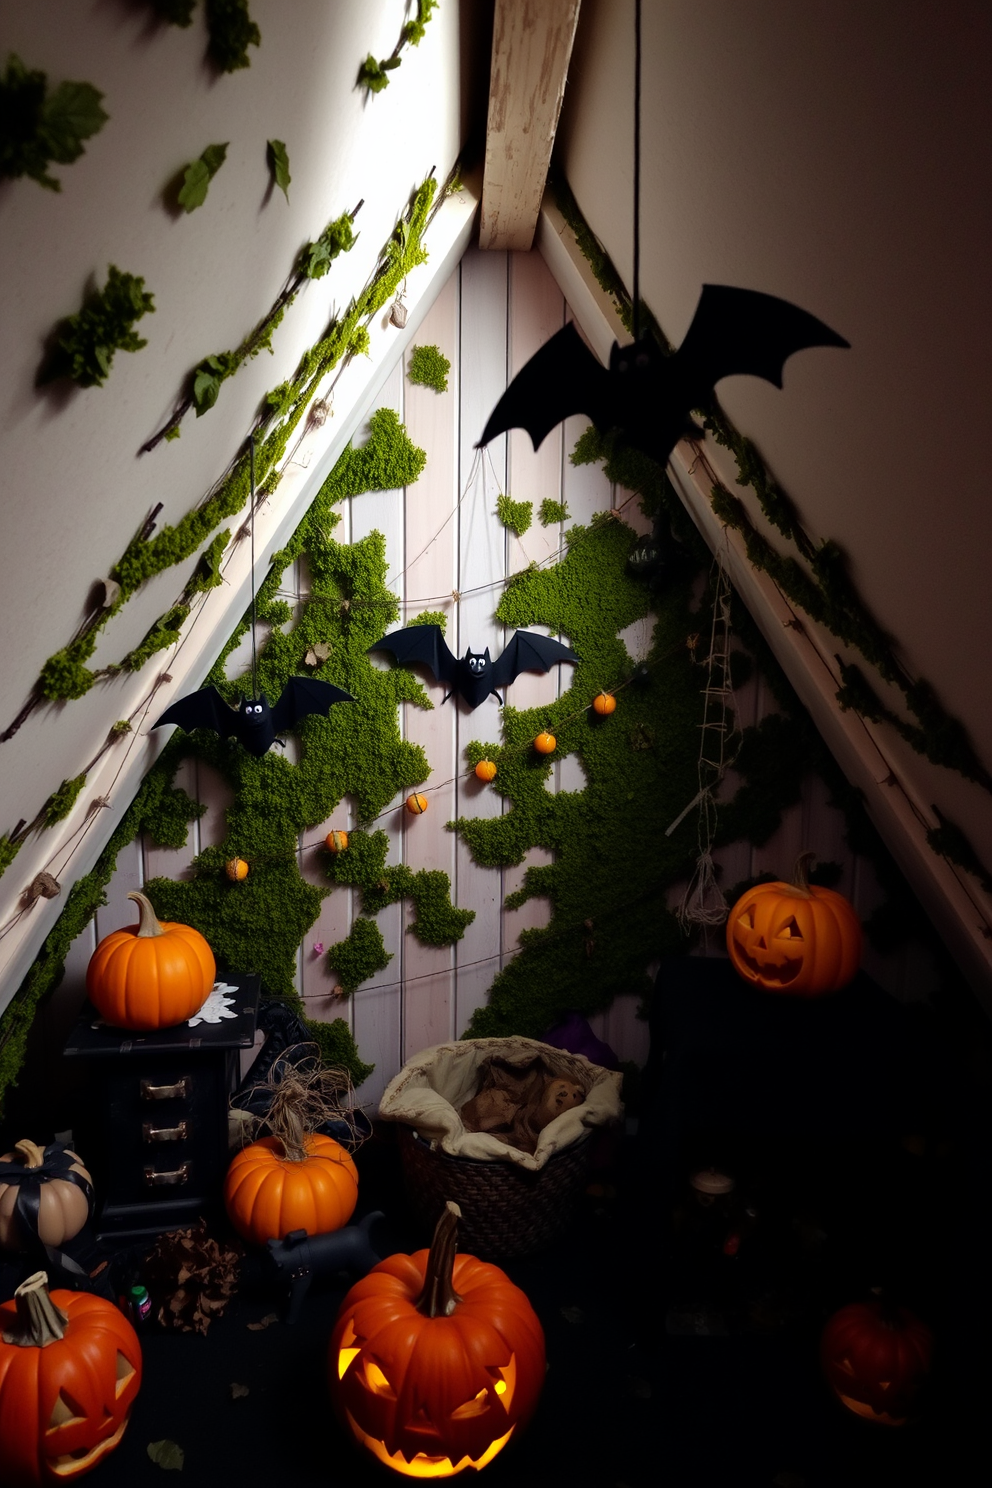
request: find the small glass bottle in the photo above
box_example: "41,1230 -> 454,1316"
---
121,1283 -> 152,1326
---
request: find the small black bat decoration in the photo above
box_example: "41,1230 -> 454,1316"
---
153,677 -> 354,758
369,625 -> 578,710
477,284 -> 849,468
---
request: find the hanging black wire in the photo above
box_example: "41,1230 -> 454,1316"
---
249,435 -> 259,701
633,0 -> 642,344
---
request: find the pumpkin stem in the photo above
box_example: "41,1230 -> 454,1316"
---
2,1272 -> 68,1348
792,852 -> 817,897
127,890 -> 165,939
13,1139 -> 45,1168
416,1201 -> 464,1318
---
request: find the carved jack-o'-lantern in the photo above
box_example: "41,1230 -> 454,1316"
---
726,853 -> 862,996
820,1296 -> 933,1426
0,1271 -> 142,1485
329,1202 -> 545,1477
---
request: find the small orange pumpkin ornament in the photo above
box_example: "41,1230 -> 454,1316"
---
820,1295 -> 933,1426
330,1202 -> 545,1478
225,857 -> 249,882
326,830 -> 349,853
726,853 -> 862,996
224,1057 -> 359,1246
592,691 -> 616,716
86,891 -> 215,1030
406,793 -> 429,816
0,1270 -> 142,1485
534,731 -> 556,755
0,1142 -> 93,1254
474,760 -> 497,783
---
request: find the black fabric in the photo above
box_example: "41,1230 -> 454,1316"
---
0,1140 -> 96,1284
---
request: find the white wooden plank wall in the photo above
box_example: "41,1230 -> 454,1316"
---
49,251 -> 932,1103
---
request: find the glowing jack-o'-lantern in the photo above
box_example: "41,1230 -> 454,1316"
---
820,1296 -> 933,1426
0,1271 -> 142,1485
329,1202 -> 545,1477
726,853 -> 862,996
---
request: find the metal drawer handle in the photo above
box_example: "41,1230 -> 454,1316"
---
143,1162 -> 190,1187
140,1076 -> 190,1101
142,1121 -> 189,1143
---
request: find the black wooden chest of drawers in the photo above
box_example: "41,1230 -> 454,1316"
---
63,976 -> 259,1241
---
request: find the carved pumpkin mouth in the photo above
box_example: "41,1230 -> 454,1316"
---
733,944 -> 803,985
834,1391 -> 907,1426
48,1412 -> 132,1476
345,1412 -> 514,1478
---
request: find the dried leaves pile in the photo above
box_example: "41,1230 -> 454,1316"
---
144,1221 -> 240,1334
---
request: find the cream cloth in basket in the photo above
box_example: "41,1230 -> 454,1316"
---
378,1035 -> 623,1172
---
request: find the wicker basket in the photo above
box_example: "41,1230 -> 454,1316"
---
397,1121 -> 594,1260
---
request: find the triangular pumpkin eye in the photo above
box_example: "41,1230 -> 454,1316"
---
739,904 -> 755,928
363,1359 -> 396,1398
336,1318 -> 361,1380
778,916 -> 803,940
48,1390 -> 88,1429
115,1351 -> 136,1396
491,1355 -> 517,1411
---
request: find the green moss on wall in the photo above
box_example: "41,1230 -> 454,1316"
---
408,344 -> 450,393
496,494 -> 532,537
539,499 -> 569,526
42,774 -> 87,828
326,918 -> 392,994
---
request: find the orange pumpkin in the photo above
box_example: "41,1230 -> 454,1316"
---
224,1133 -> 358,1247
821,1297 -> 933,1426
0,1271 -> 142,1485
534,732 -> 556,755
474,760 -> 498,783
406,793 -> 428,816
225,857 -> 249,882
592,691 -> 616,716
86,891 -> 215,1030
0,1142 -> 92,1254
326,830 -> 349,853
726,853 -> 862,996
330,1202 -> 545,1478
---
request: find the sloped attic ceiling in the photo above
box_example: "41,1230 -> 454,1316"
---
1,0 -> 991,1014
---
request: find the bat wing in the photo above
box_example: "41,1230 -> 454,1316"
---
368,625 -> 459,689
476,322 -> 613,451
270,676 -> 355,732
489,630 -> 579,690
674,284 -> 850,406
154,686 -> 241,740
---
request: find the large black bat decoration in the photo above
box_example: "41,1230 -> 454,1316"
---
153,678 -> 354,758
369,625 -> 578,710
477,284 -> 849,467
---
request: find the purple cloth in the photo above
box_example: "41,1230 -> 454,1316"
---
541,1012 -> 620,1070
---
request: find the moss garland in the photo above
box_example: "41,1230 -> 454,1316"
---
0,404 -> 433,1107
2,174 -> 438,758
358,0 -> 438,94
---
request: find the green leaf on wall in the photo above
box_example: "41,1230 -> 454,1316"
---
1,54 -> 108,191
177,141 -> 228,212
267,138 -> 290,201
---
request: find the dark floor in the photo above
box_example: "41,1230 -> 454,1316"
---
5,1118 -> 983,1488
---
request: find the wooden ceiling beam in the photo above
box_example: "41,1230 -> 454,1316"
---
479,0 -> 582,251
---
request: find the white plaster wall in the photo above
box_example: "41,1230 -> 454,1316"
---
0,0 -> 478,913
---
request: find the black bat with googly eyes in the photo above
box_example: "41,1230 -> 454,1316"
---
153,678 -> 354,757
369,624 -> 578,710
